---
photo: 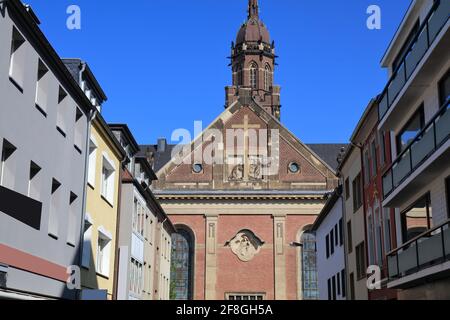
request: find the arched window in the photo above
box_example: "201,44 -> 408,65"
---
301,231 -> 319,300
249,62 -> 258,89
170,227 -> 194,300
264,64 -> 272,91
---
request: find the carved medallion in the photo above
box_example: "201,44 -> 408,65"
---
226,230 -> 264,262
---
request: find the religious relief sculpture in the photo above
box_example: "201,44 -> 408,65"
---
248,156 -> 262,180
226,230 -> 264,262
229,164 -> 244,181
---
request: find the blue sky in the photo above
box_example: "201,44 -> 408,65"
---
27,0 -> 412,144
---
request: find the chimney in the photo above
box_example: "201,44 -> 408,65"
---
157,138 -> 167,153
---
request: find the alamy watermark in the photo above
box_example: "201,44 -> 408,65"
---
66,5 -> 81,30
367,5 -> 382,30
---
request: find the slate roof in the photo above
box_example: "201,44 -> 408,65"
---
139,143 -> 348,173
307,144 -> 348,171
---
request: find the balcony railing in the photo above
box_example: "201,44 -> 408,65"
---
387,220 -> 450,282
378,0 -> 450,121
382,99 -> 450,199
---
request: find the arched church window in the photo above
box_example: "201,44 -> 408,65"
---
264,64 -> 272,91
301,231 -> 319,300
250,62 -> 258,89
170,227 -> 194,300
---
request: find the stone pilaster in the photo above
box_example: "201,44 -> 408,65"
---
273,213 -> 287,300
205,213 -> 218,300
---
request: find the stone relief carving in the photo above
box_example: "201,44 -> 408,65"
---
226,230 -> 264,262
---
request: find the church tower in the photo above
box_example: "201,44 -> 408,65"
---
225,0 -> 281,120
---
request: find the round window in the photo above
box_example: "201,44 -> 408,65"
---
289,162 -> 300,174
193,163 -> 203,174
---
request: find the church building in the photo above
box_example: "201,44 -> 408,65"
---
141,0 -> 346,300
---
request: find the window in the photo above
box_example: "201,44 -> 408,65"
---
383,208 -> 392,254
35,59 -> 49,116
339,219 -> 343,247
67,192 -> 79,246
392,19 -> 420,72
356,242 -> 366,280
349,273 -> 355,300
28,161 -> 42,201
101,156 -> 115,204
401,193 -> 432,243
341,269 -> 346,298
446,177 -> 450,219
332,276 -> 336,300
57,86 -> 68,136
370,140 -> 377,178
74,108 -> 84,152
249,63 -> 258,89
325,234 -> 330,258
363,149 -> 370,183
374,204 -> 383,267
327,279 -> 332,300
170,228 -> 195,300
330,229 -> 335,256
347,221 -> 353,254
133,199 -> 145,237
130,258 -> 143,295
367,209 -> 375,266
345,178 -> 350,200
438,69 -> 450,105
96,230 -> 112,277
48,179 -> 62,238
81,215 -> 93,269
1,139 -> 17,189
379,131 -> 386,166
227,293 -> 265,300
264,64 -> 272,91
9,27 -> 26,91
237,65 -> 243,86
301,232 -> 318,300
337,272 -> 341,296
396,106 -> 425,155
352,173 -> 363,212
334,224 -> 338,246
87,137 -> 97,187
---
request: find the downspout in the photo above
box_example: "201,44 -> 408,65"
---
112,163 -> 125,300
76,62 -> 99,300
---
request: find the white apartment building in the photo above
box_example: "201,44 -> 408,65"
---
377,0 -> 450,299
312,187 -> 347,300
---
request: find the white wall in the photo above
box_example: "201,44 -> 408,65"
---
316,196 -> 346,300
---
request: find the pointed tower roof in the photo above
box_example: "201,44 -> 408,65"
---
236,0 -> 270,45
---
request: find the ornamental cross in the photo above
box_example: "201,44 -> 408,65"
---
232,115 -> 261,180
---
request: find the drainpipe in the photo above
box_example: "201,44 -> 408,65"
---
76,62 -> 99,300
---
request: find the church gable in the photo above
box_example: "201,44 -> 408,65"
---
154,97 -> 338,192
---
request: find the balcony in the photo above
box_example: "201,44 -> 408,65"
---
382,100 -> 450,206
378,0 -> 450,129
387,220 -> 450,289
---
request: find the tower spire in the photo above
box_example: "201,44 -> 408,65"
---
248,0 -> 259,19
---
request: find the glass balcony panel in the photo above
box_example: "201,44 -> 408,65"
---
388,64 -> 406,105
393,151 -> 411,187
383,172 -> 393,197
379,93 -> 389,118
428,0 -> 450,43
411,126 -> 435,168
405,28 -> 429,78
388,255 -> 398,278
445,227 -> 450,257
435,106 -> 450,145
418,233 -> 444,266
398,244 -> 418,275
